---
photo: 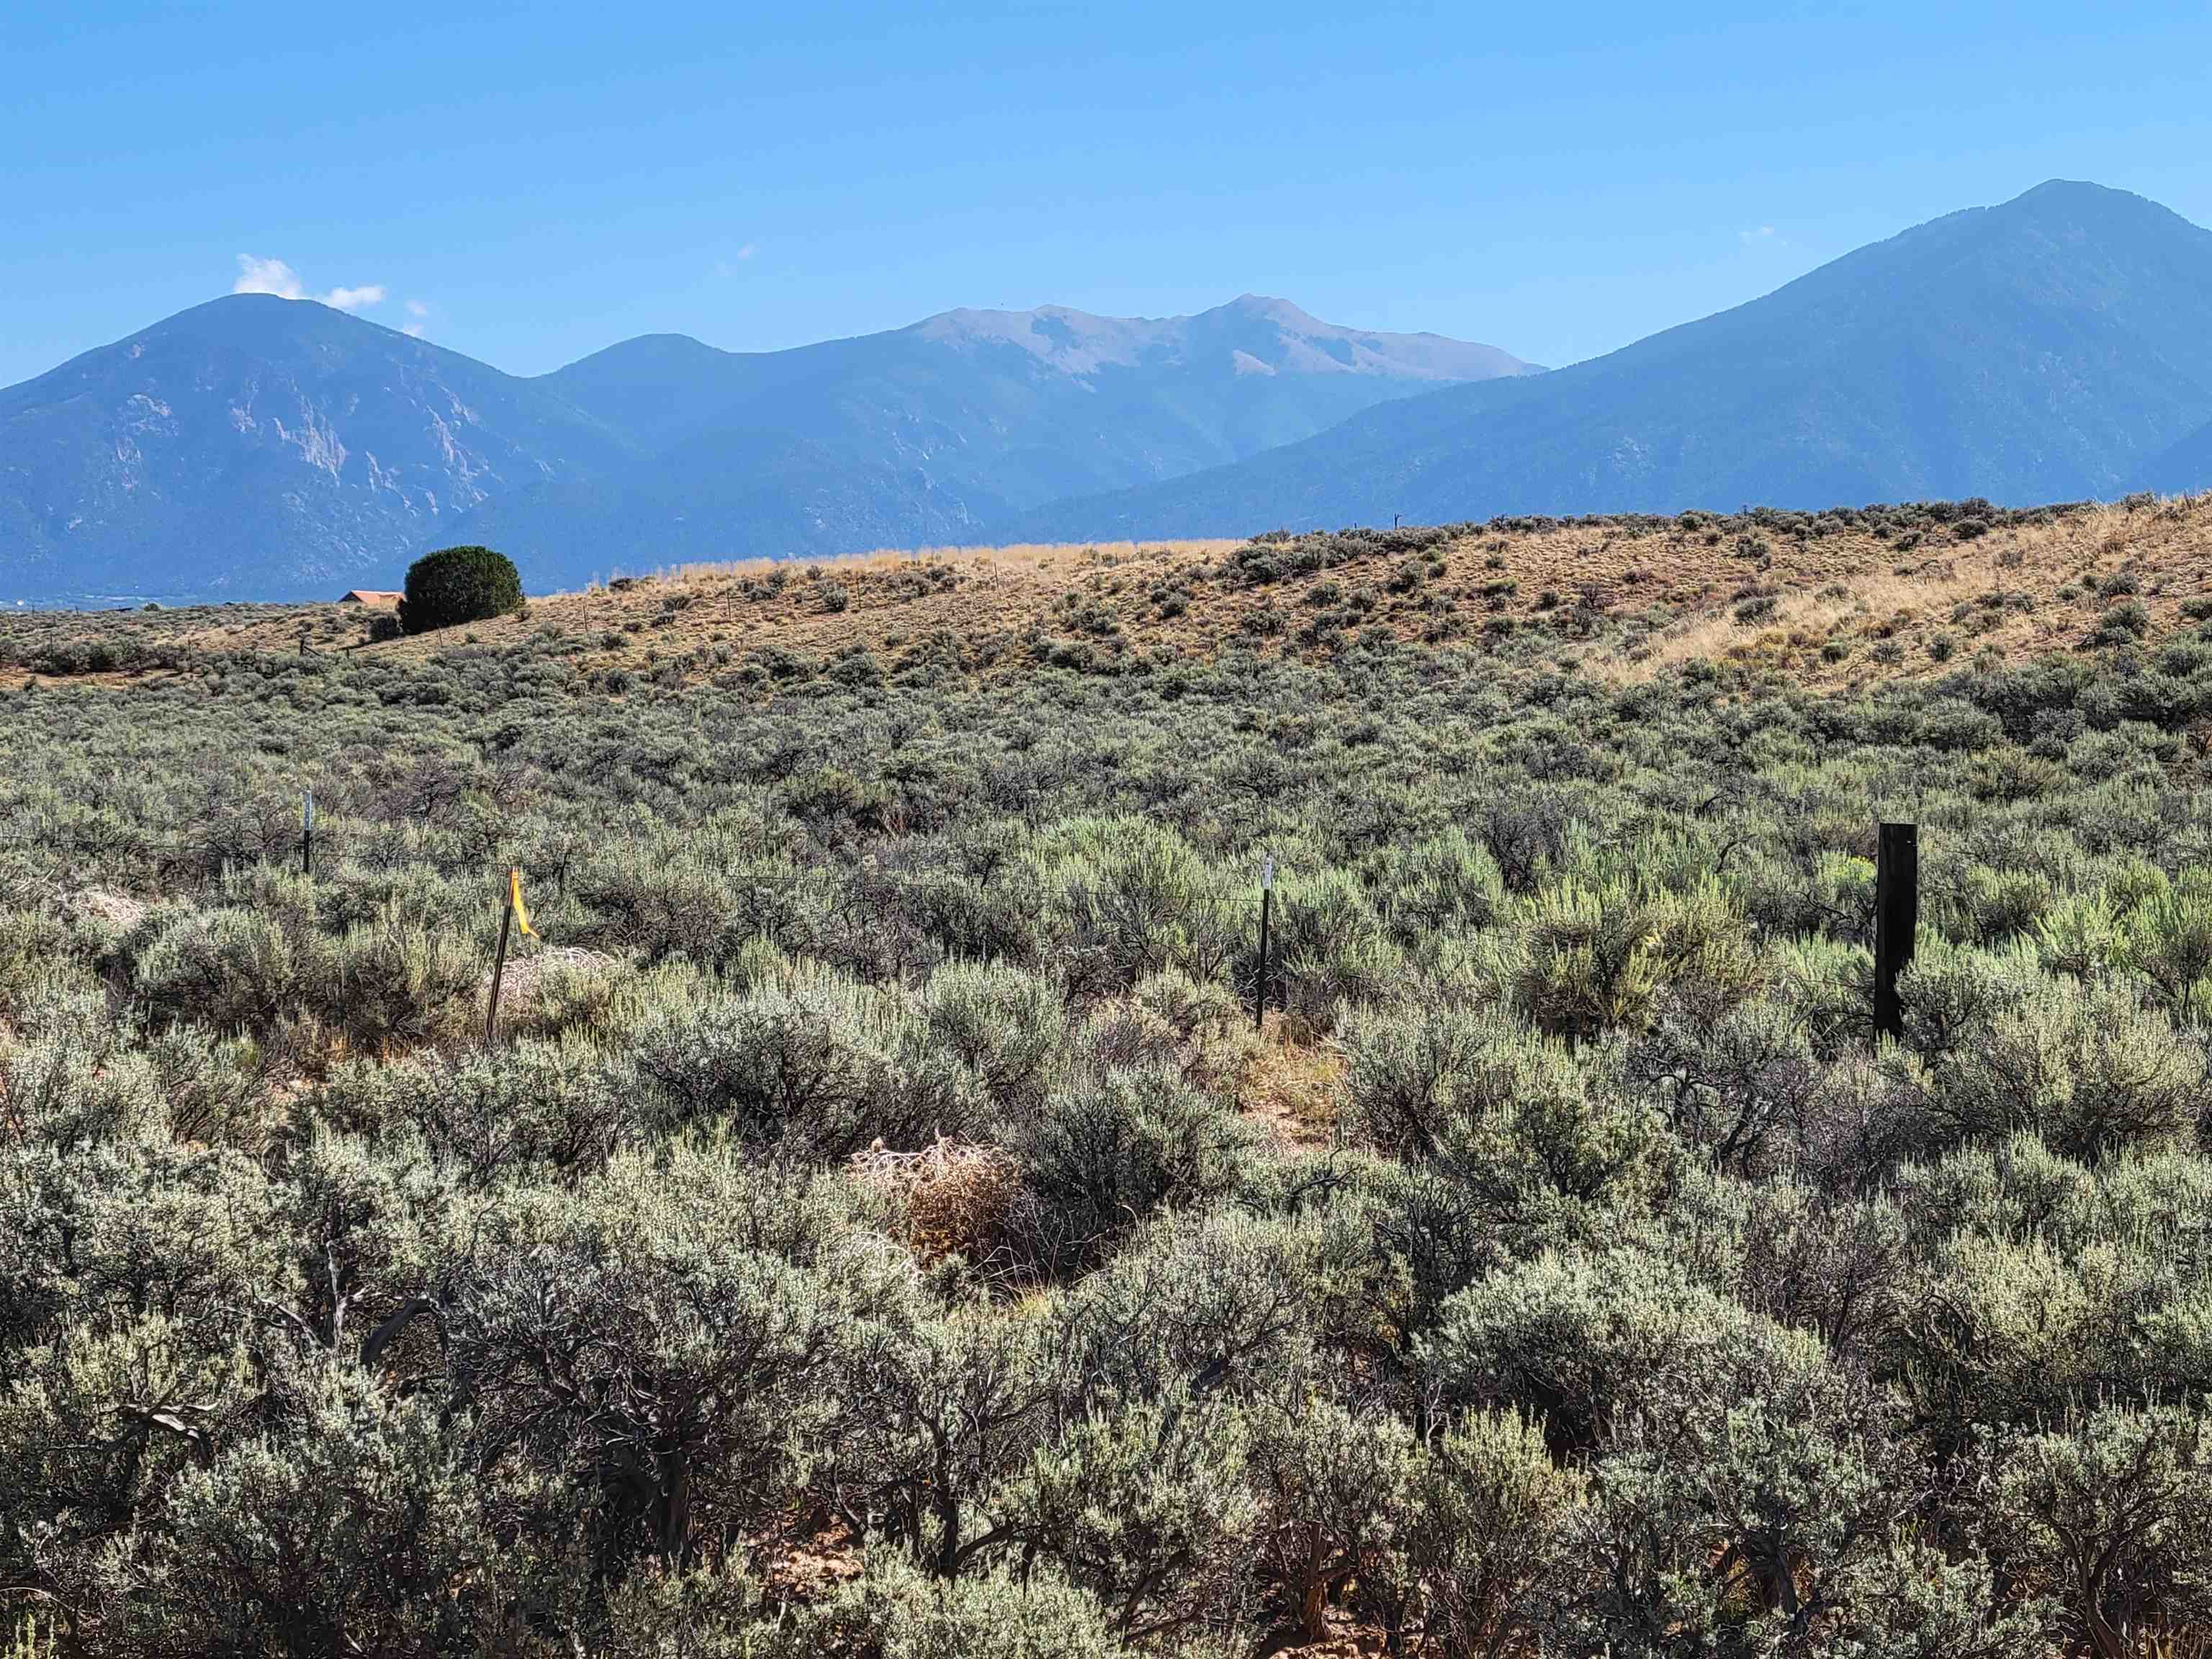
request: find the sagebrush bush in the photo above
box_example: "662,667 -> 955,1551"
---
4,519 -> 2212,1654
1014,1063 -> 1254,1274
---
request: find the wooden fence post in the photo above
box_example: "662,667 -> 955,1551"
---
1873,821 -> 1919,1043
301,789 -> 314,877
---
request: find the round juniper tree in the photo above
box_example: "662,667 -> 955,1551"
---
397,544 -> 523,634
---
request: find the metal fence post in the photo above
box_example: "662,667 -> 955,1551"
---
1873,821 -> 1919,1043
1254,853 -> 1274,1031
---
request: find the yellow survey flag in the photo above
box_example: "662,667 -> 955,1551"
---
508,868 -> 536,938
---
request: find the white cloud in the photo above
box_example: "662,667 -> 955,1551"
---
1737,225 -> 1781,246
406,300 -> 429,318
712,244 -> 759,278
233,255 -> 387,310
234,255 -> 306,299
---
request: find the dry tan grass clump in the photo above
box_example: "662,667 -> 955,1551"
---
61,887 -> 149,937
481,944 -> 620,1037
848,1132 -> 1022,1265
1232,1018 -> 1347,1150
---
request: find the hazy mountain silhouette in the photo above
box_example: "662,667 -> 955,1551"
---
0,294 -> 1532,601
10,181 -> 2210,604
2135,415 -> 2212,495
1012,181 -> 2212,541
446,296 -> 1535,578
0,296 -> 631,602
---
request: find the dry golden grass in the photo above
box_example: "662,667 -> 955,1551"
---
629,538 -> 1244,590
1232,1018 -> 1346,1150
1590,495 -> 2212,686
848,1133 -> 1022,1265
12,498 -> 2211,695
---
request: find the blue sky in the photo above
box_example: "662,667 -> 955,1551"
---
5,1 -> 2209,388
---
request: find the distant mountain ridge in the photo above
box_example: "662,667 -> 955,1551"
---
0,294 -> 1535,602
2136,416 -> 2212,496
905,295 -> 1523,382
0,297 -> 632,603
1014,181 -> 2212,541
457,295 -> 1539,580
11,179 -> 2212,606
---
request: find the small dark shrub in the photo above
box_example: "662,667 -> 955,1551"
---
398,545 -> 523,635
1733,595 -> 1779,624
2090,601 -> 2151,645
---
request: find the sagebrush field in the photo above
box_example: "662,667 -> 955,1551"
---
5,497 -> 2212,1657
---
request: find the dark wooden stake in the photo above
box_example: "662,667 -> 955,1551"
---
300,789 -> 314,877
485,889 -> 515,1048
1254,853 -> 1275,1031
1873,821 -> 1920,1043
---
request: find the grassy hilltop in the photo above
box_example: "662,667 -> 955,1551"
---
4,498 -> 2212,1655
11,491 -> 2212,694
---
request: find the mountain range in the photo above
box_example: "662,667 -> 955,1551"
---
1011,181 -> 2212,541
0,295 -> 1532,603
5,179 -> 2212,605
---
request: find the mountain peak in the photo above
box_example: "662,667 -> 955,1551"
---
151,291 -> 391,343
903,297 -> 1527,382
1012,181 -> 2212,541
1982,177 -> 2198,235
2011,176 -> 2136,204
1220,293 -> 1318,325
2,287 -> 1534,601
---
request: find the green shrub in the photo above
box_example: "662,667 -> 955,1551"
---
1399,1410 -> 1584,1657
1013,1064 -> 1254,1274
775,1554 -> 1131,1659
1990,1403 -> 2212,1653
397,544 -> 523,635
1014,1389 -> 1258,1641
135,903 -> 315,1040
623,971 -> 982,1159
447,1143 -> 919,1573
132,1355 -> 522,1655
6,499 -> 2212,1645
920,959 -> 1066,1115
1422,1246 -> 1822,1456
1244,1395 -> 1419,1643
